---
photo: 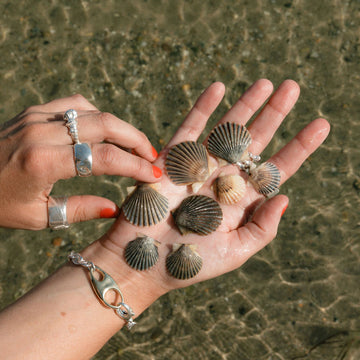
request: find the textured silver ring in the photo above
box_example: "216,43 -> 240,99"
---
64,109 -> 80,144
74,143 -> 93,177
48,196 -> 69,230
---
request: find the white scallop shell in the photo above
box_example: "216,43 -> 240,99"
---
172,195 -> 223,235
165,141 -> 211,186
122,183 -> 169,226
212,174 -> 246,205
166,244 -> 203,280
249,162 -> 281,196
125,234 -> 160,271
207,122 -> 252,164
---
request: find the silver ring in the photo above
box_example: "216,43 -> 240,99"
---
48,196 -> 69,230
74,143 -> 93,177
64,109 -> 80,144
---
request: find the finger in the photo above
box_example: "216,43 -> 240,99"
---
247,80 -> 300,154
269,118 -> 330,184
66,195 -> 120,224
226,194 -> 289,270
25,94 -> 98,113
17,112 -> 158,162
165,82 -> 225,148
219,79 -> 274,125
45,144 -> 162,183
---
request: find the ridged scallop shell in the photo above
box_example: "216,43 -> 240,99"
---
213,174 -> 246,205
172,195 -> 223,235
207,122 -> 252,164
249,162 -> 281,196
122,183 -> 169,226
166,244 -> 203,280
165,141 -> 211,186
124,234 -> 160,270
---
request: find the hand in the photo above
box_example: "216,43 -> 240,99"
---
0,94 -> 162,230
101,79 -> 330,297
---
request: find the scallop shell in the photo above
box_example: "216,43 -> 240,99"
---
172,195 -> 223,235
124,234 -> 160,271
166,244 -> 203,280
165,141 -> 211,186
122,183 -> 169,226
213,174 -> 246,205
249,162 -> 281,196
207,122 -> 252,164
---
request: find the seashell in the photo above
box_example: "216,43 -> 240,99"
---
122,183 -> 169,226
124,234 -> 160,271
166,243 -> 203,280
207,122 -> 252,164
249,162 -> 281,196
172,195 -> 223,235
212,173 -> 246,205
165,141 -> 211,186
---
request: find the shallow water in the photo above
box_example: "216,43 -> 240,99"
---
0,0 -> 359,359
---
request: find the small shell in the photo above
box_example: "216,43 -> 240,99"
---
249,162 -> 281,196
207,122 -> 252,164
165,141 -> 211,186
122,183 -> 169,226
124,234 -> 160,271
213,174 -> 246,205
172,195 -> 223,235
166,244 -> 203,280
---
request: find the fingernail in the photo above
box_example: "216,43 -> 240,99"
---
100,207 -> 119,218
281,203 -> 288,217
151,146 -> 158,159
152,165 -> 162,178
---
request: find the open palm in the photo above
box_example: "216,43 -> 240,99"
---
103,79 -> 330,293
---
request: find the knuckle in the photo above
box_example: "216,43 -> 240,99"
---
72,203 -> 88,223
183,124 -> 200,139
100,144 -> 118,168
22,145 -> 47,175
71,93 -> 87,103
99,112 -> 113,129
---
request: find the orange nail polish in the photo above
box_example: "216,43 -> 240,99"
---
281,203 -> 288,217
152,165 -> 162,178
100,208 -> 119,218
151,146 -> 158,159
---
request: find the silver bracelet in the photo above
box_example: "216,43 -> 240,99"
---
68,251 -> 136,330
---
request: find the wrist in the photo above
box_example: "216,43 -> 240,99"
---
80,236 -> 168,320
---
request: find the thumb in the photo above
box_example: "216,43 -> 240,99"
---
66,195 -> 119,224
235,194 -> 289,259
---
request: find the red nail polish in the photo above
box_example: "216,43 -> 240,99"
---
151,146 -> 158,159
152,165 -> 162,178
100,208 -> 118,218
281,203 -> 288,217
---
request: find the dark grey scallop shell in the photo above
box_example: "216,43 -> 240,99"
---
207,122 -> 252,164
122,183 -> 169,226
166,244 -> 203,280
249,162 -> 281,196
124,234 -> 160,271
172,195 -> 223,235
165,141 -> 210,186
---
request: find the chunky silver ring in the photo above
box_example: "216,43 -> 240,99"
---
74,143 -> 93,177
64,109 -> 80,144
48,196 -> 69,230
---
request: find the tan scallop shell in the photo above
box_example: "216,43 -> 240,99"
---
213,174 -> 246,205
172,195 -> 223,235
124,234 -> 160,271
166,244 -> 203,280
249,162 -> 281,196
122,183 -> 169,226
207,122 -> 252,164
165,141 -> 211,186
